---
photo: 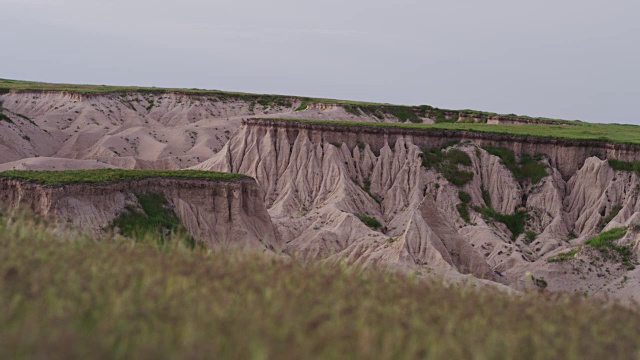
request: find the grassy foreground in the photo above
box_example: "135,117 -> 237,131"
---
2,214 -> 640,359
0,169 -> 246,185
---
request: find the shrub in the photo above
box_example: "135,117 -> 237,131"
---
458,191 -> 472,204
481,187 -> 492,208
111,192 -> 195,248
385,107 -> 421,123
421,147 -> 474,186
457,204 -> 471,223
475,207 -> 528,240
344,105 -> 362,116
356,214 -> 382,230
608,159 -> 640,173
443,166 -> 474,186
598,204 -> 622,230
447,149 -> 472,166
482,146 -> 547,184
524,231 -> 537,244
295,101 -> 308,111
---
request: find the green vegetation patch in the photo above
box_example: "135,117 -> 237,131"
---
598,204 -> 623,230
547,248 -> 580,263
356,214 -> 382,230
585,227 -> 634,269
265,118 -> 640,147
475,207 -> 528,240
294,101 -> 308,111
420,147 -> 474,186
0,112 -> 14,124
608,159 -> 640,173
457,191 -> 472,223
482,146 -> 547,184
0,169 -> 246,186
111,192 -> 195,248
3,214 -> 640,359
524,231 -> 537,244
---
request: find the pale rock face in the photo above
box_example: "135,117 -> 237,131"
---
0,177 -> 280,251
196,121 -> 640,300
0,92 -> 404,168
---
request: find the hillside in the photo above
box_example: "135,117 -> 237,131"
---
1,79 -> 640,301
2,214 -> 640,359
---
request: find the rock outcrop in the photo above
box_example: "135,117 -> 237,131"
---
0,176 -> 280,251
195,119 -> 640,299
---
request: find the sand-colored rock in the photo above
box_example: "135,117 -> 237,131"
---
0,177 -> 280,251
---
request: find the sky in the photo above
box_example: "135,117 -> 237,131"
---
2,0 -> 639,124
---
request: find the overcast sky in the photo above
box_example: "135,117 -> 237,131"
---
2,0 -> 639,124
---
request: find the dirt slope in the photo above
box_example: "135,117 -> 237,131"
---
0,91 -> 419,169
195,119 -> 640,300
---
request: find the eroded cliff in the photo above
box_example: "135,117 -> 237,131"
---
0,176 -> 280,251
195,119 -> 640,298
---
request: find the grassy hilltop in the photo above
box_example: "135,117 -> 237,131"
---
2,78 -> 638,145
1,214 -> 640,359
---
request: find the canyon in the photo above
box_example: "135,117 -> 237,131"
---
1,87 -> 639,301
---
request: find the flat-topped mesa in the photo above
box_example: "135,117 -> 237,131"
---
0,171 -> 280,251
243,118 -> 640,178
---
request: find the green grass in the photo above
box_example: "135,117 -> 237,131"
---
585,227 -> 628,248
585,227 -> 634,269
547,248 -> 580,262
294,101 -> 308,111
420,147 -> 474,186
475,207 -> 528,240
482,146 -> 548,184
263,118 -> 640,146
0,169 -> 246,185
6,78 -> 640,141
2,214 -> 640,358
608,159 -> 640,173
356,214 -> 382,230
110,192 -> 196,248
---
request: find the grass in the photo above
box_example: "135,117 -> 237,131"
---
585,227 -> 628,248
5,78 -> 640,143
547,248 -> 580,263
356,214 -> 382,230
2,214 -> 640,358
0,169 -> 246,186
482,146 -> 547,184
475,207 -> 528,240
585,227 -> 635,269
294,101 -> 308,111
110,192 -> 196,249
608,159 -> 640,173
263,118 -> 640,146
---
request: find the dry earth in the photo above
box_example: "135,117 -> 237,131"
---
1,90 -> 639,301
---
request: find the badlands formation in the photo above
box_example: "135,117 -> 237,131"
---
1,83 -> 639,300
